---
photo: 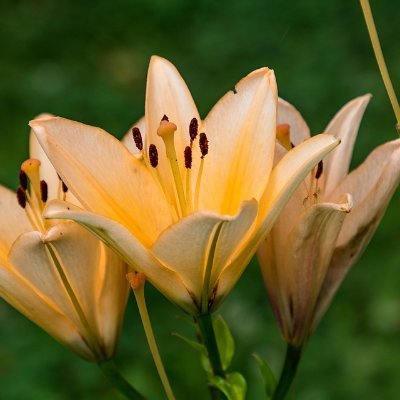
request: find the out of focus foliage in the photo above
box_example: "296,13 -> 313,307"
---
0,0 -> 399,399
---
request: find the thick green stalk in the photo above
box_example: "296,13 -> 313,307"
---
197,313 -> 225,377
98,360 -> 146,400
271,344 -> 302,400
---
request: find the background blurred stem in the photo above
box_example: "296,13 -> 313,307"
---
359,0 -> 400,133
271,344 -> 302,400
98,360 -> 146,400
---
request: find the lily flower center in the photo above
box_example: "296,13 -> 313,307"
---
277,123 -> 323,208
16,158 -> 69,232
131,116 -> 208,220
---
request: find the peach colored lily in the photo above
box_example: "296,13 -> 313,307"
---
30,56 -> 339,315
0,117 -> 128,361
258,95 -> 400,346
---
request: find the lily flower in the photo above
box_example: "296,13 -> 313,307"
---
0,117 -> 128,361
258,95 -> 400,346
30,56 -> 339,315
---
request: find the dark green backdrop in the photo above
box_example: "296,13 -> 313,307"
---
0,0 -> 399,399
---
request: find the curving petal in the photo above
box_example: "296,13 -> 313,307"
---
322,94 -> 371,196
146,56 -> 202,202
315,139 -> 400,325
0,264 -> 95,360
30,117 -> 172,247
215,134 -> 340,307
200,68 -> 277,215
8,231 -> 81,329
0,185 -> 31,263
151,211 -> 227,303
43,200 -> 196,314
122,116 -> 146,157
29,113 -> 60,199
278,98 -> 310,145
279,196 -> 351,345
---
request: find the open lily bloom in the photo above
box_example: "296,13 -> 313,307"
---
258,95 -> 400,346
0,118 -> 128,361
30,56 -> 339,315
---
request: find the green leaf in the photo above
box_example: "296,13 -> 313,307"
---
172,332 -> 206,354
172,333 -> 212,375
253,353 -> 277,398
210,372 -> 247,400
214,315 -> 235,370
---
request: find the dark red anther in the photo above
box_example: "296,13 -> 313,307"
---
62,181 -> 68,193
17,187 -> 26,209
199,132 -> 209,158
149,144 -> 159,168
19,170 -> 28,191
184,146 -> 192,169
161,115 -> 169,122
189,118 -> 198,142
315,160 -> 323,179
40,180 -> 48,202
131,127 -> 143,151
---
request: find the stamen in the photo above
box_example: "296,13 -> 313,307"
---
19,170 -> 28,191
199,132 -> 209,158
161,114 -> 169,122
184,146 -> 193,212
184,146 -> 192,169
40,180 -> 48,203
17,187 -> 26,208
189,118 -> 198,144
62,181 -> 68,193
157,120 -> 188,216
132,127 -> 143,151
276,123 -> 294,151
149,144 -> 159,168
194,133 -> 208,210
315,161 -> 323,179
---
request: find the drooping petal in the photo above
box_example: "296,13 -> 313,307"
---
30,117 -> 173,247
0,264 -> 95,360
200,68 -> 277,215
29,113 -> 60,199
315,138 -> 400,325
43,200 -> 196,314
44,221 -> 128,357
215,134 -> 339,306
8,231 -> 81,329
278,98 -> 310,145
322,94 -> 371,196
122,116 -> 146,157
0,185 -> 31,264
146,56 -> 201,201
279,196 -> 351,345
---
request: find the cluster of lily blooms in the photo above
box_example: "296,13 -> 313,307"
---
0,56 -> 399,362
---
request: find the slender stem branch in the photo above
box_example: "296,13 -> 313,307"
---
98,360 -> 146,400
130,276 -> 176,400
271,344 -> 302,400
359,0 -> 400,132
197,313 -> 225,377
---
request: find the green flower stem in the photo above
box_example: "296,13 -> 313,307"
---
98,360 -> 146,400
271,344 -> 302,400
132,281 -> 176,400
197,313 -> 225,377
359,0 -> 400,133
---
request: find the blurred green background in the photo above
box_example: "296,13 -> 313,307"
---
0,0 -> 399,399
